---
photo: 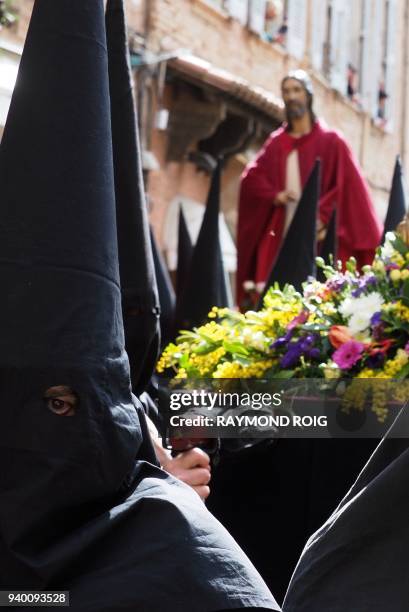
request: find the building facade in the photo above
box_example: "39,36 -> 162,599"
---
1,0 -> 409,285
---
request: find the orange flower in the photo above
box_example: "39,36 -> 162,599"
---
317,287 -> 333,302
368,339 -> 394,356
329,325 -> 354,349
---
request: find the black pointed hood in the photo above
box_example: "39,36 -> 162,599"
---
382,156 -> 407,242
106,0 -> 160,395
173,204 -> 193,336
284,407 -> 409,611
0,0 -> 141,564
175,158 -> 230,330
0,5 -> 284,608
261,159 -> 321,299
150,226 -> 176,347
0,0 -> 125,369
176,204 -> 194,298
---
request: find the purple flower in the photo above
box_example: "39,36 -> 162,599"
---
405,341 -> 409,355
298,335 -> 314,351
272,329 -> 294,349
280,334 -> 321,368
308,348 -> 321,360
366,353 -> 385,368
333,340 -> 365,370
370,312 -> 385,342
280,345 -> 303,368
326,276 -> 347,292
352,275 -> 377,297
370,311 -> 382,326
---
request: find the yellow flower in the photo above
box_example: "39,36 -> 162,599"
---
382,300 -> 409,322
357,349 -> 408,381
383,349 -> 408,377
212,359 -> 274,379
391,252 -> 405,267
392,381 -> 409,403
190,347 -> 226,376
320,302 -> 337,316
322,362 -> 341,379
208,306 -> 220,319
175,368 -> 188,379
373,260 -> 385,273
156,342 -> 190,372
197,321 -> 229,342
390,269 -> 401,282
156,356 -> 166,373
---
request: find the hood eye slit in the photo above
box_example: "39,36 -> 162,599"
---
44,386 -> 78,417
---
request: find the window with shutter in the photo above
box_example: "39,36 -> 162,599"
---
360,0 -> 383,117
286,0 -> 307,60
347,0 -> 363,73
344,0 -> 363,101
359,0 -> 371,107
329,0 -> 351,95
248,0 -> 267,35
311,0 -> 327,72
371,0 -> 384,117
225,0 -> 249,24
384,0 -> 397,128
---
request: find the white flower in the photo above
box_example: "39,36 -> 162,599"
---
242,328 -> 253,345
341,292 -> 384,335
381,234 -> 396,258
241,329 -> 267,352
348,312 -> 372,335
339,298 -> 354,318
361,292 -> 384,314
251,331 -> 268,351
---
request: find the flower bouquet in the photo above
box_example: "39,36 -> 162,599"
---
158,232 -> 409,422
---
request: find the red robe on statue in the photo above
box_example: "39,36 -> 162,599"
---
237,120 -> 382,305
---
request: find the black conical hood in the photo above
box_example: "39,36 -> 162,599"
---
382,157 -> 407,242
0,0 -> 142,558
176,204 -> 193,298
0,0 -> 124,368
106,0 -> 160,394
283,408 -> 409,611
317,208 -> 337,282
174,159 -> 230,330
261,159 -> 321,301
174,205 -> 193,336
150,226 -> 176,347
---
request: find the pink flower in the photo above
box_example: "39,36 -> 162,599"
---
332,340 -> 365,370
405,341 -> 409,355
287,310 -> 309,330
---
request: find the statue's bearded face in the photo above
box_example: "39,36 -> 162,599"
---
282,78 -> 309,120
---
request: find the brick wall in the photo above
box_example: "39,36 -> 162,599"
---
2,0 -> 408,246
144,0 -> 407,225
